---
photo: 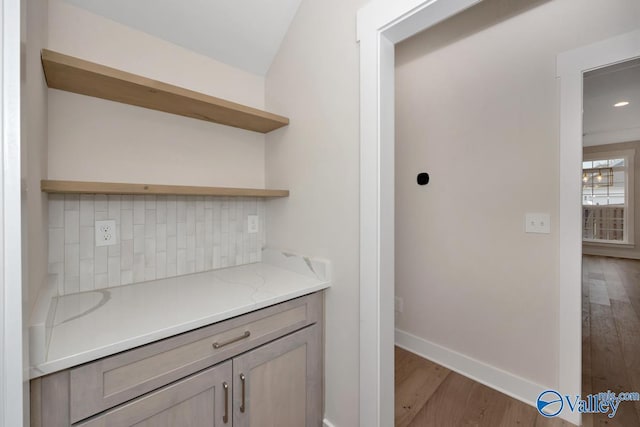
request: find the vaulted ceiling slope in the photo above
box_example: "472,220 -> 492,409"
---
61,0 -> 303,75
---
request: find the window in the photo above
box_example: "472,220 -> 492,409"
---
582,149 -> 635,244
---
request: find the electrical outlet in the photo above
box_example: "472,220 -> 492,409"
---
247,215 -> 259,234
395,296 -> 404,313
95,220 -> 117,247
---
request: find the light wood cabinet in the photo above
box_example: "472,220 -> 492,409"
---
76,361 -> 232,427
233,325 -> 322,427
30,292 -> 324,427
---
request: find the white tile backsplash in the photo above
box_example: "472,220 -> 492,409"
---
49,195 -> 265,295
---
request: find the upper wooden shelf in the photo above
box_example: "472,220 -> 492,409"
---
41,49 -> 289,133
41,180 -> 289,198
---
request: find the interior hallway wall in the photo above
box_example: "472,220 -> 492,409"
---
264,0 -> 365,425
47,0 -> 267,189
395,0 -> 640,392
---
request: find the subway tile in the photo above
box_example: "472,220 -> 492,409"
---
177,222 -> 187,249
196,248 -> 205,272
108,195 -> 121,224
157,223 -> 167,252
108,237 -> 120,258
213,246 -> 221,269
95,273 -> 108,290
120,239 -> 134,271
156,252 -> 167,279
64,244 -> 80,277
121,209 -> 133,240
80,195 -> 94,227
121,270 -> 133,286
94,195 -> 107,212
166,263 -> 177,277
49,228 -> 64,264
145,209 -> 156,238
133,254 -> 145,283
108,257 -> 121,287
187,235 -> 196,264
79,226 -> 94,260
196,222 -> 205,248
64,194 -> 79,211
50,194 -> 265,295
196,199 -> 205,222
177,196 -> 187,222
121,195 -> 133,210
49,194 -> 64,228
145,239 -> 156,278
64,211 -> 80,244
48,262 -> 64,295
79,259 -> 94,292
133,224 -> 145,253
177,249 -> 187,275
205,247 -> 213,270
156,196 -> 167,224
167,235 -> 177,264
133,196 -> 145,224
145,195 -> 156,209
94,246 -> 108,275
65,276 -> 80,295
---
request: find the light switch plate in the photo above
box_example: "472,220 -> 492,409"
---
525,213 -> 551,234
95,220 -> 117,246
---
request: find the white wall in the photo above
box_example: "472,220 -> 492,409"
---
21,0 -> 48,421
395,0 -> 640,392
47,0 -> 267,188
583,140 -> 640,259
264,0 -> 365,425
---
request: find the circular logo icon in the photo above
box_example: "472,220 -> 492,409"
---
537,390 -> 563,417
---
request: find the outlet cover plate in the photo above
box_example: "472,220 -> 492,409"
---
95,220 -> 117,246
248,215 -> 259,234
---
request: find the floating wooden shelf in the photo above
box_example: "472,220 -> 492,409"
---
41,180 -> 289,198
41,49 -> 289,133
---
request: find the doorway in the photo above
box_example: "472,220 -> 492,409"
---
360,0 -> 640,423
580,57 -> 640,426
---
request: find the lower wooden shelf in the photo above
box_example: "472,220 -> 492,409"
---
41,180 -> 289,198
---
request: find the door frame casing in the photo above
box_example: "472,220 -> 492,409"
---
356,1 -> 482,426
1,0 -> 25,425
556,28 -> 640,427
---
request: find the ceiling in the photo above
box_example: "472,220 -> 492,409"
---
583,58 -> 640,146
61,0 -> 303,75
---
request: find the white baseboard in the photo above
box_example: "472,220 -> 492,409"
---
323,418 -> 337,427
395,329 -> 546,409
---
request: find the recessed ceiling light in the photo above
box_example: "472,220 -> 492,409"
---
614,101 -> 630,107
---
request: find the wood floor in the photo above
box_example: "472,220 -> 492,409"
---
395,255 -> 640,427
395,347 -> 573,426
582,255 -> 640,427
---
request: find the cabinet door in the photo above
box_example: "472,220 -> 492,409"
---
76,361 -> 232,427
233,325 -> 322,427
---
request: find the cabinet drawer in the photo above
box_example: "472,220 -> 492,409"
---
69,293 -> 322,423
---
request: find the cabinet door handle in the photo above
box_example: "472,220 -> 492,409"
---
212,331 -> 251,349
240,373 -> 246,413
222,382 -> 229,424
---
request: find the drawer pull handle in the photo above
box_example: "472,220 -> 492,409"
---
240,373 -> 246,413
212,331 -> 251,349
223,382 -> 229,424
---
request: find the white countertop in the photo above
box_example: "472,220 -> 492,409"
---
30,249 -> 330,378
